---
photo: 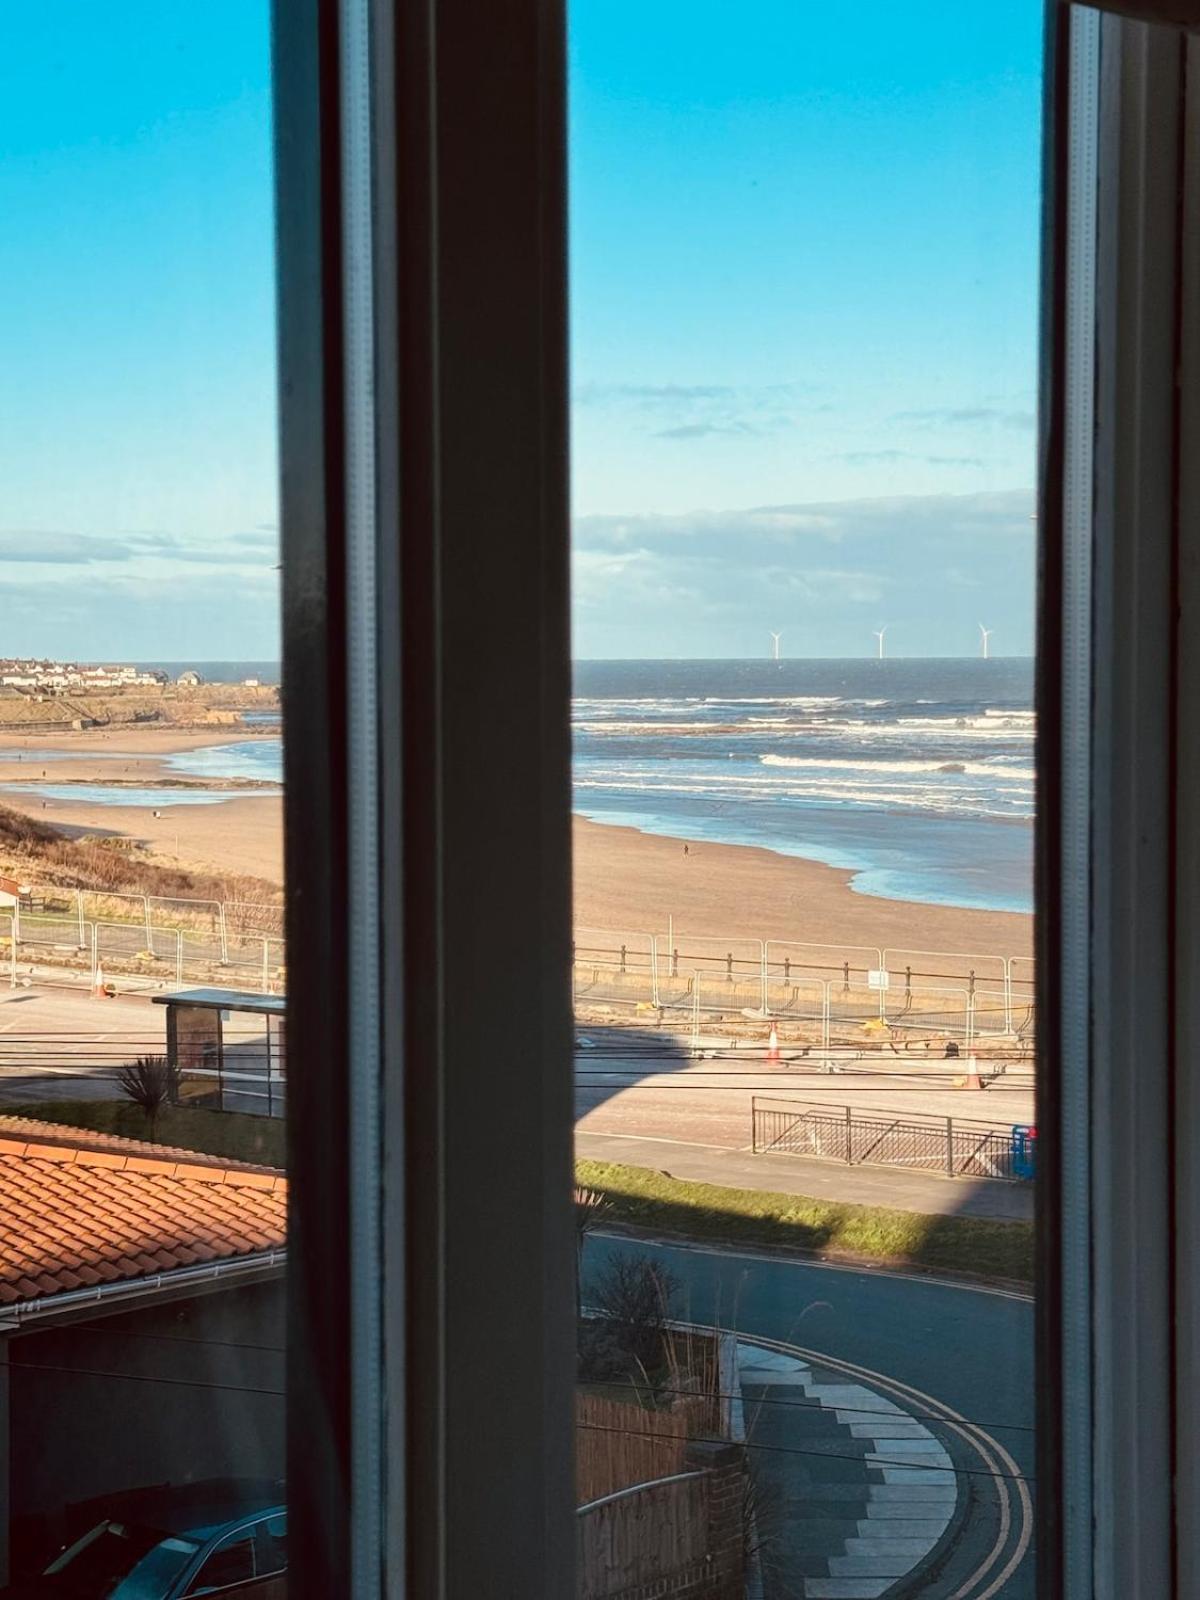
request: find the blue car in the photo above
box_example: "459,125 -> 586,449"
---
2,1479 -> 286,1598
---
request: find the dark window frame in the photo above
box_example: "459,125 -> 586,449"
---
273,0 -> 574,1594
272,0 -> 1200,1592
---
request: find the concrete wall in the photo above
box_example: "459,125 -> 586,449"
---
6,1279 -> 284,1579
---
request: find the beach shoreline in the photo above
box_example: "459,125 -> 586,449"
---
572,815 -> 1031,959
0,754 -> 1032,956
0,726 -> 273,757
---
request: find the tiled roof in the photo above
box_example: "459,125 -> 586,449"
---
0,1118 -> 286,1309
0,1114 -> 279,1174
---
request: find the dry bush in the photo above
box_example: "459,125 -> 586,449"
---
0,804 -> 281,908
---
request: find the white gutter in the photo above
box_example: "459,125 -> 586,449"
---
0,1248 -> 285,1330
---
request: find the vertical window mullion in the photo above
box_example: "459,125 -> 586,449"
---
1056,11 -> 1101,1595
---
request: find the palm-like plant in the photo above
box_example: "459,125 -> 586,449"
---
116,1054 -> 180,1132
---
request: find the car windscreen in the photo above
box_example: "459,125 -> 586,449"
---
43,1520 -> 200,1597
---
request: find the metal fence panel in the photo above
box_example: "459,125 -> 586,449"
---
691,972 -> 768,1018
882,945 -> 1007,1006
572,963 -> 657,1010
656,934 -> 764,995
15,914 -> 87,952
224,899 -> 286,939
765,939 -> 882,988
879,985 -> 972,1040
763,974 -> 827,1024
751,1096 -> 1027,1182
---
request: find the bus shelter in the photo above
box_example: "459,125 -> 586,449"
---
154,988 -> 287,1118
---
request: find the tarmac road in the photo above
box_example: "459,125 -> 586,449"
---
586,1235 -> 1034,1598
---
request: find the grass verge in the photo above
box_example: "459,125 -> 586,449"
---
577,1158 -> 1033,1286
5,1100 -> 285,1170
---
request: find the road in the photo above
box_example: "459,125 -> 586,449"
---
586,1235 -> 1034,1599
0,986 -> 285,1118
0,989 -> 1030,1198
577,1025 -> 1035,1218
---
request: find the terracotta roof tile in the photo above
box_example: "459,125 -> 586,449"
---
0,1115 -> 280,1175
0,1130 -> 287,1312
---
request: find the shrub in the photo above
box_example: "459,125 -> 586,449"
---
116,1055 -> 180,1122
589,1253 -> 679,1377
577,1322 -> 635,1385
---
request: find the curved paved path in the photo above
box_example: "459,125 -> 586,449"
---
587,1236 -> 1034,1599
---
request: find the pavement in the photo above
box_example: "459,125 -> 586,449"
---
576,1130 -> 1034,1221
586,1235 -> 1034,1600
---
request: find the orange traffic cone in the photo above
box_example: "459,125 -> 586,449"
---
91,963 -> 106,999
767,1025 -> 781,1063
964,1055 -> 983,1090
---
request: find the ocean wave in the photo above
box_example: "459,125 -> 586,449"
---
574,773 -> 1031,821
821,718 -> 1034,741
760,754 -> 1037,782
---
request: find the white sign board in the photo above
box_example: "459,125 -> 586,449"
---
867,968 -> 890,990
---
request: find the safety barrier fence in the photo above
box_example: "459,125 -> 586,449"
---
2,909 -> 285,998
750,1095 -> 1036,1182
1,887 -> 1030,1027
573,926 -> 1033,1039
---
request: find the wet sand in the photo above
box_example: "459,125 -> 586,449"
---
0,726 -> 277,800
0,759 -> 1031,956
572,816 -> 1032,959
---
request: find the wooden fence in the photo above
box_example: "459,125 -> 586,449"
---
576,1390 -> 713,1506
577,1471 -> 710,1599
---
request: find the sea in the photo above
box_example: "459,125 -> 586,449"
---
571,659 -> 1034,915
34,659 -> 1035,914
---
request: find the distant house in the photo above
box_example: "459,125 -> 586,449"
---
178,669 -> 204,687
0,1118 -> 285,1582
0,876 -> 29,911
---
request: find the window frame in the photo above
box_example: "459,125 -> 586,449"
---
272,0 -> 1200,1593
1041,4 -> 1200,1597
273,0 -> 575,1595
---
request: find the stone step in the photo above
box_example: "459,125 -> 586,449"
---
866,1482 -> 957,1503
856,1517 -> 951,1540
803,1580 -> 894,1599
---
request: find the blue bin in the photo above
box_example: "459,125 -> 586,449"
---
1011,1124 -> 1038,1182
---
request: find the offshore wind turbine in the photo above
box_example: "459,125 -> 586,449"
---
979,622 -> 993,660
769,631 -> 782,662
873,627 -> 888,660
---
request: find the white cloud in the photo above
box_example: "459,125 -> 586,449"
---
572,489 -> 1035,656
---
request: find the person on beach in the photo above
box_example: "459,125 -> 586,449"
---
683,843 -> 689,857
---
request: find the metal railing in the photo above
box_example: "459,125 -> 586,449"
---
573,925 -> 1035,1038
751,1095 -> 1033,1182
3,908 -> 285,999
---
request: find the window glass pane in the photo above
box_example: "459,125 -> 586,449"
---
254,1513 -> 287,1577
0,4 -> 286,1591
570,4 -> 1040,1595
186,1530 -> 256,1595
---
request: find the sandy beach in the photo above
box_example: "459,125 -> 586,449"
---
0,736 -> 1031,958
573,817 -> 1031,959
0,790 -> 285,884
0,726 -> 272,756
0,725 -> 274,792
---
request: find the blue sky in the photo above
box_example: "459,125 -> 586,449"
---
569,0 -> 1042,657
0,4 -> 278,661
0,2 -> 1041,661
